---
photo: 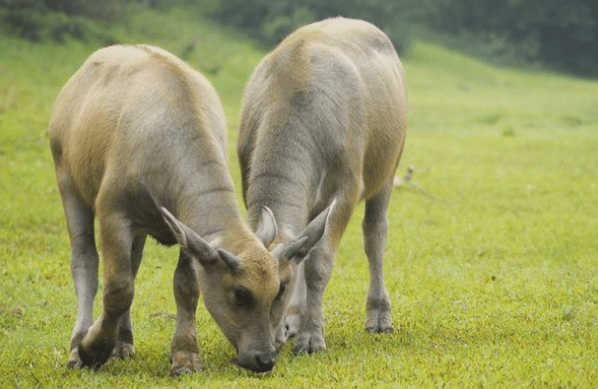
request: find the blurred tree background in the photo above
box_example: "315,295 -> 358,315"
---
0,0 -> 123,43
1,0 -> 596,77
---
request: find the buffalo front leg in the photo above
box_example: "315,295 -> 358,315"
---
292,198 -> 355,355
110,234 -> 146,361
283,262 -> 306,340
363,181 -> 394,333
59,182 -> 100,368
77,211 -> 135,368
170,250 -> 202,376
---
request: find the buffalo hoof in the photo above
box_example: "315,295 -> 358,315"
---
365,314 -> 393,334
76,342 -> 113,369
292,331 -> 326,355
366,325 -> 394,334
67,347 -> 83,369
366,297 -> 393,334
170,351 -> 202,377
110,341 -> 135,361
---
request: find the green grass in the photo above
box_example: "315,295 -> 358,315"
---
2,7 -> 598,388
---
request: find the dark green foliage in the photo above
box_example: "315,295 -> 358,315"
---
213,0 -> 597,77
425,0 -> 598,77
2,0 -> 595,76
212,0 -> 417,54
212,0 -> 316,48
0,0 -> 119,43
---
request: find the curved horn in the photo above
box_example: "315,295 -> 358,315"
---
218,249 -> 242,272
160,207 -> 219,266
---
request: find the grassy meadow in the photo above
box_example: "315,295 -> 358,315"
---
1,7 -> 598,388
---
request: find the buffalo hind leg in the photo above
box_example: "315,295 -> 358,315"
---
363,181 -> 394,333
110,234 -> 146,361
170,250 -> 202,376
77,210 -> 135,368
59,180 -> 100,368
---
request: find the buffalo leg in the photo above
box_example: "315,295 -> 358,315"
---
362,181 -> 393,333
292,196 -> 356,355
110,233 -> 146,361
170,250 -> 202,376
283,262 -> 306,340
59,179 -> 100,368
77,210 -> 135,368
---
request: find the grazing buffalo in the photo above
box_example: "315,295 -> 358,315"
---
49,45 -> 329,374
238,17 -> 408,354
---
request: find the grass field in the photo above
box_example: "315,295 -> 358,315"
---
1,7 -> 598,388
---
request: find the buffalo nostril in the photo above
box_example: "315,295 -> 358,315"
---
256,352 -> 276,371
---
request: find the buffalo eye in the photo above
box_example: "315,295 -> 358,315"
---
234,288 -> 255,308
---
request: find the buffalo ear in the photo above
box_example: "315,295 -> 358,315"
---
255,206 -> 278,247
160,207 -> 219,267
272,199 -> 336,263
